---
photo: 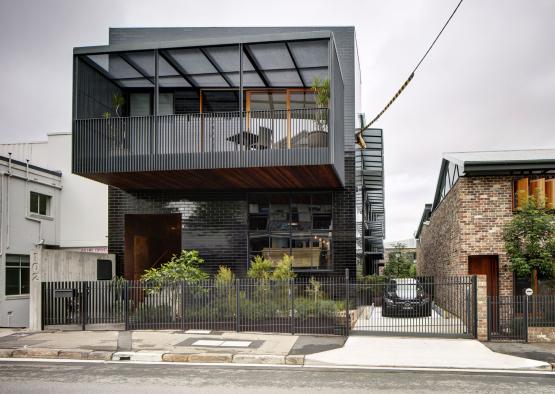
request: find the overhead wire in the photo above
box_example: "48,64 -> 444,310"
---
358,0 -> 464,135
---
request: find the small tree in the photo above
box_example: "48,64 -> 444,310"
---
141,250 -> 209,320
383,243 -> 416,278
141,250 -> 209,285
503,198 -> 555,279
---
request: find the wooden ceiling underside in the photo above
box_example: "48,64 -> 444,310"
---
78,165 -> 342,190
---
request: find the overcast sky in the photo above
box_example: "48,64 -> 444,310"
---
1,0 -> 554,241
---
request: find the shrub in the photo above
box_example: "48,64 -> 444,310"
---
272,254 -> 297,280
215,265 -> 235,284
295,297 -> 340,319
247,255 -> 273,280
131,304 -> 172,323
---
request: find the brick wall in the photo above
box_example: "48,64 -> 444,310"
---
418,176 -> 515,296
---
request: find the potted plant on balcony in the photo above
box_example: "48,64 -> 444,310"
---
309,77 -> 330,147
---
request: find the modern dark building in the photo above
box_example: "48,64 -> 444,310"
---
71,27 -> 368,279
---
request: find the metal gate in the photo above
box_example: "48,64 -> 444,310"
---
351,276 -> 477,338
488,295 -> 555,342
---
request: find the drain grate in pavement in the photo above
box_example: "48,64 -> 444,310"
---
176,337 -> 263,349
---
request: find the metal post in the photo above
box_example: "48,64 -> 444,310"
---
465,288 -> 471,335
239,43 -> 244,149
524,295 -> 529,343
290,279 -> 295,335
152,49 -> 159,155
236,280 -> 241,332
345,268 -> 350,336
472,275 -> 478,338
181,281 -> 186,332
81,282 -> 88,331
124,281 -> 129,331
486,295 -> 491,341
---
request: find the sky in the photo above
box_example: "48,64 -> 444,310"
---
0,0 -> 554,241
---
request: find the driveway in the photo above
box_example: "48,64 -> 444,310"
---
352,305 -> 469,335
305,336 -> 552,370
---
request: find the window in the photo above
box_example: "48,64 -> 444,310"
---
159,93 -> 174,115
30,191 -> 51,216
5,255 -> 30,295
130,93 -> 151,116
248,192 -> 332,270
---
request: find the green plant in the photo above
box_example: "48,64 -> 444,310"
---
141,250 -> 208,320
311,77 -> 330,108
295,297 -> 340,319
272,254 -> 297,280
383,243 -> 417,278
131,303 -> 172,323
503,197 -> 555,278
215,265 -> 235,284
112,93 -> 125,117
141,250 -> 209,286
306,277 -> 323,302
311,77 -> 330,132
247,255 -> 273,280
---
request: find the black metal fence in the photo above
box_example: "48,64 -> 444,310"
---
351,276 -> 476,338
42,275 -> 478,338
488,295 -> 555,342
42,277 -> 349,335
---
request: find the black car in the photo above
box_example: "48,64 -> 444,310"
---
382,278 -> 431,317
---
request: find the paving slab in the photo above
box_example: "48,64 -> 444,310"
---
305,336 -> 552,371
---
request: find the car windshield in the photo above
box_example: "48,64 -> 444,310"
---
393,279 -> 418,299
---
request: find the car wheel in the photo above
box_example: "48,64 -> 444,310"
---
382,304 -> 390,317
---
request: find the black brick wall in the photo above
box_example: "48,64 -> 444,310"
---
108,157 -> 356,278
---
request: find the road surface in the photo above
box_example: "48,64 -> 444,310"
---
0,361 -> 554,393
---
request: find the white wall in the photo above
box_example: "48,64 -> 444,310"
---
0,159 -> 62,327
0,133 -> 108,249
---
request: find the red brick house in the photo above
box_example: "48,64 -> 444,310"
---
416,150 -> 555,298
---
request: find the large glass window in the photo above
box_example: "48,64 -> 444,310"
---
248,192 -> 332,270
6,255 -> 30,296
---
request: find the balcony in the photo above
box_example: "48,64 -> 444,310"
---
72,32 -> 345,190
74,108 -> 342,189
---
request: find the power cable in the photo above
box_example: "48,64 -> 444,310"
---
359,0 -> 464,133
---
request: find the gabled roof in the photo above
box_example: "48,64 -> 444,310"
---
421,149 -> 555,236
443,149 -> 555,175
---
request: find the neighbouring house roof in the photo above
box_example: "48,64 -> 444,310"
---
433,149 -> 555,212
417,149 -> 555,239
0,155 -> 62,177
443,149 -> 555,174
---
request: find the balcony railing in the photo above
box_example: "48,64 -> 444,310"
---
73,108 -> 330,174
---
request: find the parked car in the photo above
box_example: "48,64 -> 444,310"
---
382,278 -> 431,317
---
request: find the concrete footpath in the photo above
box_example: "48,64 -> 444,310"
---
0,329 -> 552,371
